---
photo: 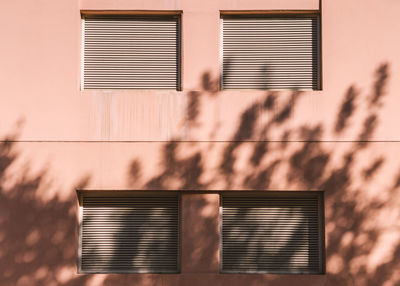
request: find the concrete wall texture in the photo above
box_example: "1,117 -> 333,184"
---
0,0 -> 400,285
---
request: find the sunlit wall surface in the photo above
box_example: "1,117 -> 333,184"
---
0,0 -> 400,285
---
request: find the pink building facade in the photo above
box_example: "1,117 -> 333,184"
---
1,0 -> 400,285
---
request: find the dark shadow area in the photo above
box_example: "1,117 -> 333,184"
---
358,114 -> 378,146
145,142 -> 206,191
181,194 -> 219,273
249,141 -> 269,167
363,157 -> 385,180
221,194 -> 321,274
127,159 -> 142,187
82,196 -> 179,274
0,130 -> 91,286
335,86 -> 359,134
369,63 -> 389,107
274,91 -> 303,125
187,91 -> 201,126
123,62 -> 400,285
2,62 -> 399,286
244,159 -> 280,190
234,103 -> 259,141
201,72 -> 219,94
263,92 -> 277,110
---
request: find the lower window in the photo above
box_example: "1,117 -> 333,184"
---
78,191 -> 180,273
221,192 -> 324,274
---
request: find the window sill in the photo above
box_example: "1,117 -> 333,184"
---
80,89 -> 184,97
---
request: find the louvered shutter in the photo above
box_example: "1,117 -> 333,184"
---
221,193 -> 324,274
83,15 -> 180,89
80,194 -> 179,273
222,15 -> 320,90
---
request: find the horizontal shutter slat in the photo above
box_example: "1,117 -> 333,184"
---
80,195 -> 179,273
83,15 -> 180,90
222,16 -> 320,90
221,193 -> 323,274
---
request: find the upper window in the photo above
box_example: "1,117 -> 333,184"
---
221,13 -> 321,90
78,192 -> 180,273
82,14 -> 181,90
221,192 -> 324,274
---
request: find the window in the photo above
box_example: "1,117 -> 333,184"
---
78,192 -> 180,273
221,192 -> 324,274
221,13 -> 321,90
82,14 -> 181,90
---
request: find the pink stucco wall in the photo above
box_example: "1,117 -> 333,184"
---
0,0 -> 400,285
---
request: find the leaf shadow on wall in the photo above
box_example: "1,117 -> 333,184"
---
0,129 -> 92,286
0,63 -> 399,286
121,62 -> 400,286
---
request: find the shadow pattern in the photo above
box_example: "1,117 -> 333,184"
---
1,63 -> 399,286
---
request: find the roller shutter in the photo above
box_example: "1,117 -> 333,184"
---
222,15 -> 320,90
83,15 -> 180,89
221,192 -> 324,274
80,194 -> 179,273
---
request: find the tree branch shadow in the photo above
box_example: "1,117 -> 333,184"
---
1,62 -> 399,286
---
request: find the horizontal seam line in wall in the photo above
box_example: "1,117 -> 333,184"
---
2,140 -> 400,143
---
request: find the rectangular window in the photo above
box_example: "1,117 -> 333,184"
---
221,192 -> 324,274
78,192 -> 180,273
82,14 -> 181,90
221,13 -> 321,90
